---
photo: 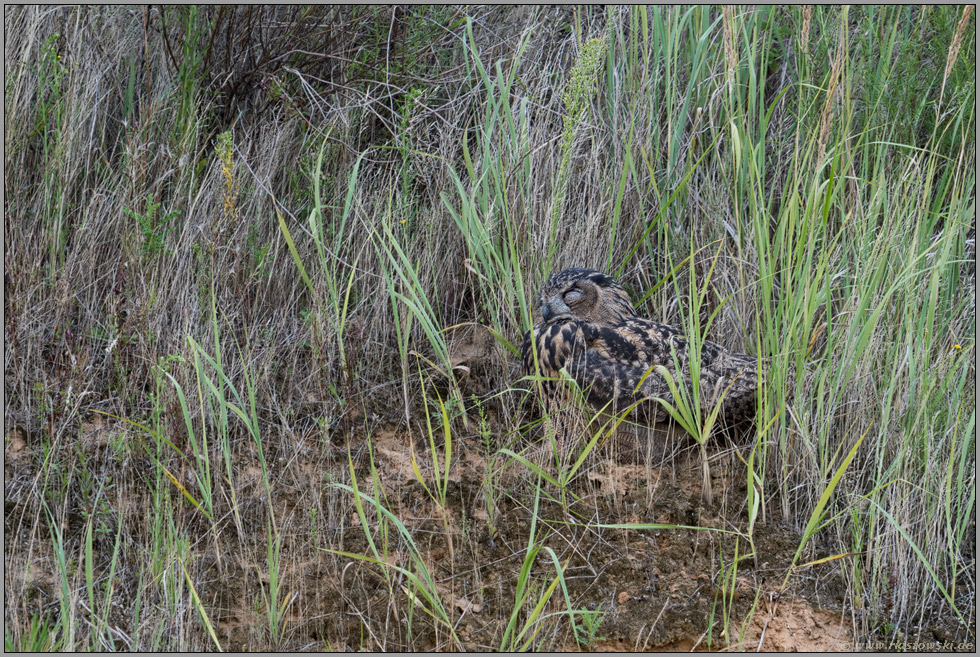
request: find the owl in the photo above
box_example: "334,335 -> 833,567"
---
521,268 -> 762,426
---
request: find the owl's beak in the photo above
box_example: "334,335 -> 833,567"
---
540,298 -> 570,324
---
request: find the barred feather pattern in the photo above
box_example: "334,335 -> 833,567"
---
521,268 -> 762,426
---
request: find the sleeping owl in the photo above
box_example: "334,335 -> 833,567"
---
521,268 -> 762,426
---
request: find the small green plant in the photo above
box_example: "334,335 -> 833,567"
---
326,438 -> 462,649
4,613 -> 62,652
260,521 -> 295,645
430,390 -> 464,424
498,477 -> 588,651
650,239 -> 736,506
31,381 -> 53,423
395,86 -> 424,232
74,442 -> 116,538
710,538 -> 757,649
191,240 -> 214,314
574,607 -> 606,650
43,502 -> 76,651
107,430 -> 127,460
83,502 -> 124,650
411,372 -> 457,565
125,196 -> 179,258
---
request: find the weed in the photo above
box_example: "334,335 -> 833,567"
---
4,613 -> 62,652
125,196 -> 179,258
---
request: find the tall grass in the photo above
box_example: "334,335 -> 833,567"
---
4,5 -> 974,650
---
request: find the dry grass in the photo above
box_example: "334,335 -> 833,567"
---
4,5 -> 975,651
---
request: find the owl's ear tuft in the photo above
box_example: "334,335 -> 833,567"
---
586,271 -> 616,288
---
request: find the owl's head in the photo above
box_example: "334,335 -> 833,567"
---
532,268 -> 637,327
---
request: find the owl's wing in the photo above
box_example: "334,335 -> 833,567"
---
575,319 -> 762,424
663,330 -> 762,424
521,318 -> 762,425
562,347 -> 674,422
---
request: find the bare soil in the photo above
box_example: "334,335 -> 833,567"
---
4,413 -> 969,651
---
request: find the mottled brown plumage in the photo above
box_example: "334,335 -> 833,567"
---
521,268 -> 762,425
